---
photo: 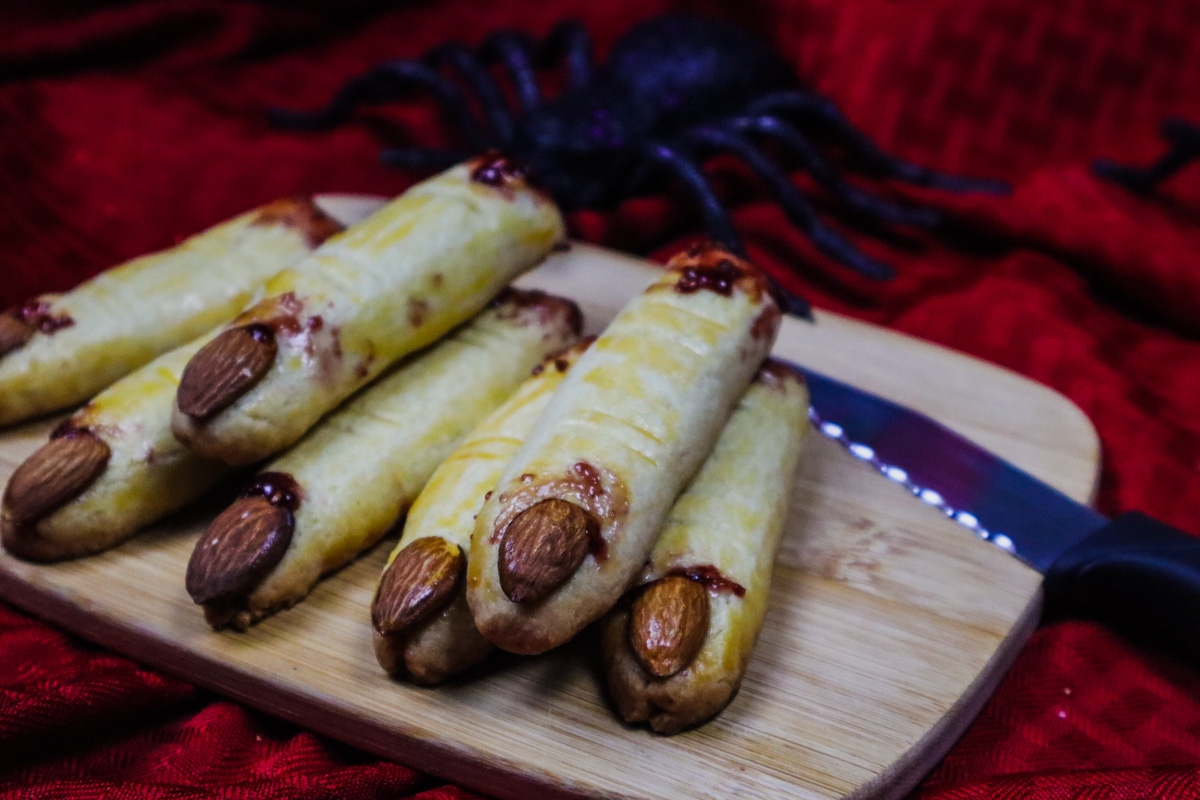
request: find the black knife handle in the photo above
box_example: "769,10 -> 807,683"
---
1045,511 -> 1200,662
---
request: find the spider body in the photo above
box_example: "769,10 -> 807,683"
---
512,16 -> 791,207
271,14 -> 1005,315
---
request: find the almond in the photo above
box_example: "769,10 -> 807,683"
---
629,576 -> 711,678
2,432 -> 110,524
177,325 -> 277,419
186,496 -> 293,605
498,498 -> 595,603
0,313 -> 34,357
372,537 -> 464,635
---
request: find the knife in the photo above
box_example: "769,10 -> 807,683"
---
799,366 -> 1200,662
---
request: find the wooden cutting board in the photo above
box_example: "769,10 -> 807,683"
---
0,201 -> 1100,800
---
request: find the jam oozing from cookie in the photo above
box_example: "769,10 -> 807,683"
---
242,471 -> 303,511
490,459 -> 627,564
668,565 -> 746,597
50,418 -> 89,439
468,151 -> 553,202
571,462 -> 611,561
15,300 -> 74,335
675,260 -> 744,296
470,152 -> 529,187
242,292 -> 305,338
238,293 -> 343,384
49,407 -> 117,441
667,243 -> 770,303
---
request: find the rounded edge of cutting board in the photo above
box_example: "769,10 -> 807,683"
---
851,587 -> 1043,800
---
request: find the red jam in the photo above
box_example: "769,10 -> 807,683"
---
669,564 -> 746,597
243,471 -> 303,511
18,299 -> 74,334
675,261 -> 744,296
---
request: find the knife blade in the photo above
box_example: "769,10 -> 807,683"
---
799,365 -> 1200,662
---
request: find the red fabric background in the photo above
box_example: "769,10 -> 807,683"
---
3,0 -> 1200,797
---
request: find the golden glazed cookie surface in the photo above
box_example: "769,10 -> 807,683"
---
468,245 -> 781,655
374,340 -> 589,685
602,363 -> 810,734
0,197 -> 340,426
192,290 -> 581,630
1,333 -> 235,562
172,157 -> 566,466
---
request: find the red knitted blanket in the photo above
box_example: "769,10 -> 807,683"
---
3,2 -> 1200,798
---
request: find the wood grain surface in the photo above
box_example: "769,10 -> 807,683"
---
0,204 -> 1100,800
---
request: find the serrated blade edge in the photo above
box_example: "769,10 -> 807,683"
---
797,364 -> 1107,573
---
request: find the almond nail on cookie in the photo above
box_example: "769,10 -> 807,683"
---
601,362 -> 810,734
373,338 -> 591,685
1,334 -> 234,562
0,197 -> 342,426
467,243 -> 782,656
187,290 -> 581,631
172,155 -> 566,466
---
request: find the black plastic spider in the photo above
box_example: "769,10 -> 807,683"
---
1093,117 -> 1200,194
270,14 -> 1007,316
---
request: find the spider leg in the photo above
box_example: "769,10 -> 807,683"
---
424,42 -> 516,144
267,61 -> 490,152
730,116 -> 940,227
749,90 -> 1009,193
641,141 -> 814,319
480,31 -> 542,111
680,126 -> 896,282
1093,117 -> 1200,193
541,19 -> 594,89
641,144 -> 743,252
